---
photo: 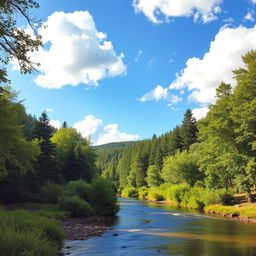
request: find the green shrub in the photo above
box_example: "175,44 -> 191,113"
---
121,187 -> 138,198
165,184 -> 190,204
218,191 -> 236,206
65,179 -> 92,202
39,182 -> 65,204
147,188 -> 164,201
138,187 -> 149,200
0,209 -> 64,256
91,177 -> 119,216
59,196 -> 94,217
147,191 -> 164,201
181,187 -> 220,209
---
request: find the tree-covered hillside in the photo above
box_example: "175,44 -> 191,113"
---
97,50 -> 256,202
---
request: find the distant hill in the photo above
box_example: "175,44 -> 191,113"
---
93,141 -> 135,150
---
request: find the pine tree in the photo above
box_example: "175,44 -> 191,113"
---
180,109 -> 198,150
35,111 -> 59,183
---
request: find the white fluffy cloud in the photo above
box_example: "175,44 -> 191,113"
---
133,0 -> 222,23
49,120 -> 61,129
140,85 -> 169,102
30,11 -> 126,88
73,114 -> 103,142
170,25 -> 256,104
250,0 -> 256,3
95,124 -> 139,146
140,85 -> 182,107
192,107 -> 209,120
73,115 -> 139,145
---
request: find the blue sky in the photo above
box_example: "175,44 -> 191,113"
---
8,0 -> 256,145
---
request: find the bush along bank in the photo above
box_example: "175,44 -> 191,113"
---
39,177 -> 119,217
121,183 -> 236,210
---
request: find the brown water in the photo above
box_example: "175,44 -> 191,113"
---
63,198 -> 256,256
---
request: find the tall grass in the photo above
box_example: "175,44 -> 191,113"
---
0,209 -> 64,256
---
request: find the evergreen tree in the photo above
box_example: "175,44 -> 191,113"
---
145,165 -> 162,187
35,111 -> 59,183
180,109 -> 198,150
62,121 -> 68,128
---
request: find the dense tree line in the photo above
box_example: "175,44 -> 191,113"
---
0,91 -> 97,202
97,51 -> 256,201
96,108 -> 198,189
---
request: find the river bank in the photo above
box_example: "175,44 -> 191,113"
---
133,199 -> 256,225
61,197 -> 256,256
61,215 -> 116,240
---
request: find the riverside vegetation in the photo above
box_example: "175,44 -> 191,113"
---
97,50 -> 256,220
1,0 -> 256,255
0,2 -> 118,255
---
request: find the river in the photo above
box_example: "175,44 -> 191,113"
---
63,198 -> 256,256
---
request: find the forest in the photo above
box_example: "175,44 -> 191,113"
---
1,0 -> 256,255
97,50 -> 256,208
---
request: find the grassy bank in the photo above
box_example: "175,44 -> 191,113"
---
0,208 -> 64,256
205,204 -> 256,219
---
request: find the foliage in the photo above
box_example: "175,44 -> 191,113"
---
0,209 -> 64,256
64,179 -> 92,202
34,111 -> 59,183
59,195 -> 94,218
90,177 -> 119,216
205,204 -> 256,219
145,165 -> 162,187
138,186 -> 149,200
0,0 -> 42,83
180,109 -> 198,150
165,184 -> 190,204
161,151 -> 202,186
121,187 -> 138,198
147,188 -> 165,201
52,128 -> 96,182
39,182 -> 65,204
0,87 -> 40,178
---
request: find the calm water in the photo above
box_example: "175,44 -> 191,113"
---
63,198 -> 256,256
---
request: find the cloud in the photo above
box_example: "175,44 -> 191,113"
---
250,0 -> 256,4
244,11 -> 255,22
140,85 -> 182,107
73,114 -> 139,145
140,85 -> 169,102
49,120 -> 61,129
222,17 -> 234,23
73,114 -> 103,142
95,124 -> 139,146
170,25 -> 256,104
133,0 -> 222,23
192,107 -> 209,120
167,94 -> 182,106
135,50 -> 143,62
45,108 -> 54,113
28,11 -> 126,88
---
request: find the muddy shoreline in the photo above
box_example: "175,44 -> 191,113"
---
61,215 -> 117,241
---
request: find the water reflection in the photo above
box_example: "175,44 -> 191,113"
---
63,198 -> 256,256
